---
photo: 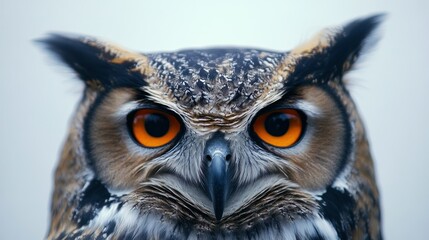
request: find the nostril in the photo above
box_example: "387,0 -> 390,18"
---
205,155 -> 212,161
225,154 -> 231,161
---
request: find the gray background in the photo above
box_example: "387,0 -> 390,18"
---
1,1 -> 427,239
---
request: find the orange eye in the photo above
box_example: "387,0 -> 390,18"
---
252,109 -> 304,148
130,109 -> 181,148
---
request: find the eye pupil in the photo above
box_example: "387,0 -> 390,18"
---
144,113 -> 170,137
265,112 -> 290,137
252,108 -> 303,148
130,109 -> 181,148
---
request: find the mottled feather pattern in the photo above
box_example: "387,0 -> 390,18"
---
149,49 -> 284,110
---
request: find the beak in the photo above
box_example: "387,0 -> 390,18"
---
205,133 -> 231,221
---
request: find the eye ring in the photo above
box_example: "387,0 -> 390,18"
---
251,109 -> 305,148
128,108 -> 182,148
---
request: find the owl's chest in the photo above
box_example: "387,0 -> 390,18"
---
79,202 -> 339,240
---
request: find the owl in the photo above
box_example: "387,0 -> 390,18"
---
42,14 -> 383,240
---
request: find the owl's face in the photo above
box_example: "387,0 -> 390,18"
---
44,15 -> 382,239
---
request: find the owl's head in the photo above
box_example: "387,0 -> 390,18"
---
43,15 -> 382,239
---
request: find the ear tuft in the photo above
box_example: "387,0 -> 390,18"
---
37,34 -> 151,90
285,14 -> 385,85
330,13 -> 385,72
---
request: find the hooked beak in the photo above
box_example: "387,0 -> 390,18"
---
205,133 -> 231,221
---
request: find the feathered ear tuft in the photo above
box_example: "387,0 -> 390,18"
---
37,34 -> 152,90
284,14 -> 385,85
327,13 -> 385,73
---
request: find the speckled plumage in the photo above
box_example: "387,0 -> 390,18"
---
42,15 -> 383,240
150,49 -> 284,110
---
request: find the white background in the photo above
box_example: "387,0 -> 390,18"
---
1,1 -> 428,239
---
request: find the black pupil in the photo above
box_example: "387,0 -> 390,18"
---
144,113 -> 170,137
264,112 -> 290,137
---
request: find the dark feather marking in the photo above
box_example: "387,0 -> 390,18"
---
102,221 -> 116,236
318,187 -> 356,240
72,179 -> 119,227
